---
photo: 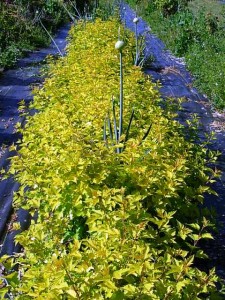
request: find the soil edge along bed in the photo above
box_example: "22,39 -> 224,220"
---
0,15 -> 224,298
0,23 -> 70,257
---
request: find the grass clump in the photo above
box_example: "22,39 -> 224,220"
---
0,16 -> 224,299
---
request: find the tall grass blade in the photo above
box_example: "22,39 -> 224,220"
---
119,51 -> 123,140
39,20 -> 63,57
134,22 -> 139,66
103,117 -> 107,142
60,2 -> 75,22
125,109 -> 134,142
140,123 -> 152,144
112,98 -> 118,144
69,0 -> 82,19
107,113 -> 113,140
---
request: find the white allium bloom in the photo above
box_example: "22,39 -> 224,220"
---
115,40 -> 125,50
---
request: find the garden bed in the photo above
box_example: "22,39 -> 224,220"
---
0,11 -> 224,298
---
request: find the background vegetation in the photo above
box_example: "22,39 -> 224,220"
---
0,0 -> 93,69
127,0 -> 225,110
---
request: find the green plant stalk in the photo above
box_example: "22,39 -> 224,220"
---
60,1 -> 75,22
112,98 -> 118,143
107,113 -> 113,140
137,35 -> 146,67
119,50 -> 123,144
125,109 -> 134,142
69,0 -> 82,19
135,22 -> 139,65
39,19 -> 63,57
103,117 -> 107,142
140,123 -> 152,145
112,98 -> 120,153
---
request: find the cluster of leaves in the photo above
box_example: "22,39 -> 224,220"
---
126,0 -> 190,17
126,0 -> 225,109
0,17 -> 223,299
0,0 -> 74,68
151,0 -> 190,17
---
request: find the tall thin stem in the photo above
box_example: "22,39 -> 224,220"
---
135,22 -> 138,65
119,51 -> 123,142
69,1 -> 82,19
39,19 -> 63,57
60,2 -> 75,22
107,113 -> 113,140
112,98 -> 118,144
103,117 -> 107,142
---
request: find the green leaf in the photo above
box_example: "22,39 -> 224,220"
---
201,233 -> 214,239
110,291 -> 125,300
189,223 -> 200,231
66,289 -> 77,298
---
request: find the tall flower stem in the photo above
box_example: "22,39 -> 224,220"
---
39,19 -> 63,57
133,16 -> 139,65
135,23 -> 138,65
115,38 -> 125,153
119,50 -> 123,142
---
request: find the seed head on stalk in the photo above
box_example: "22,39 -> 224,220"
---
133,17 -> 139,24
115,40 -> 125,51
115,26 -> 125,51
133,15 -> 139,65
115,27 -> 125,153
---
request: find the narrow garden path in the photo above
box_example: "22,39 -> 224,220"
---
0,24 -> 70,256
122,3 -> 225,278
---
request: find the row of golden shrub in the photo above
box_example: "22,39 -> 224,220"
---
0,17 -> 222,299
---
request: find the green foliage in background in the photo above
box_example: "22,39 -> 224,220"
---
126,0 -> 225,110
0,16 -> 223,299
125,0 -> 190,16
152,0 -> 190,17
0,0 -> 72,68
